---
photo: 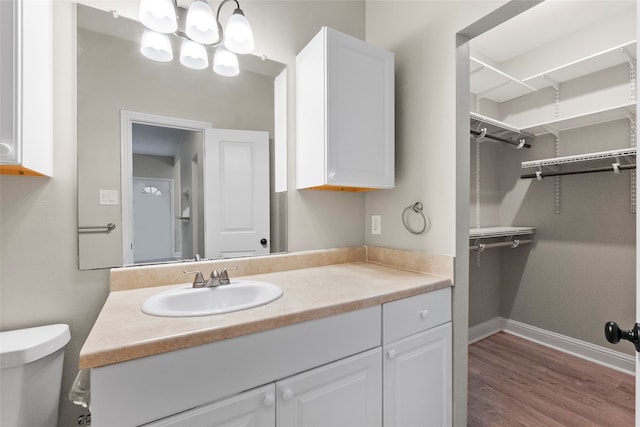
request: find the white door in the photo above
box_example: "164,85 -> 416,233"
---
204,129 -> 270,259
142,384 -> 276,427
133,178 -> 174,263
276,348 -> 382,427
384,322 -> 452,427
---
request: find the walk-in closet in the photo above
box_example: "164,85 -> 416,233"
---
467,1 -> 637,421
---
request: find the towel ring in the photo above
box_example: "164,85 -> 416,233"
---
402,202 -> 429,235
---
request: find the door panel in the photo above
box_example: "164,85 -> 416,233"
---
204,129 -> 270,259
142,384 -> 276,427
133,178 -> 174,262
276,348 -> 382,427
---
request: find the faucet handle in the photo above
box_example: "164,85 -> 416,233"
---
184,270 -> 205,288
219,266 -> 238,286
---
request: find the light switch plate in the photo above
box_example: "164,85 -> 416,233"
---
100,189 -> 119,205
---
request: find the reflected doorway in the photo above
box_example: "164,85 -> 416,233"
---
133,177 -> 174,263
122,111 -> 212,265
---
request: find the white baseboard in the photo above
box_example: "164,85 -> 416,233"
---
468,317 -> 505,344
468,317 -> 635,375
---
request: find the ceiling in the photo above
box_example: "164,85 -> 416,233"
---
132,123 -> 189,158
472,0 -> 636,63
470,0 -> 637,104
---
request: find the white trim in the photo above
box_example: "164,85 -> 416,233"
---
120,111 -> 212,266
468,317 -> 505,344
469,317 -> 635,375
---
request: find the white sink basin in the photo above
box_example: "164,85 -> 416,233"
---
141,280 -> 283,317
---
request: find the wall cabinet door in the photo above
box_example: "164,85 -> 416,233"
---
0,0 -> 53,176
143,384 -> 276,427
384,322 -> 452,427
296,26 -> 394,191
277,348 -> 382,427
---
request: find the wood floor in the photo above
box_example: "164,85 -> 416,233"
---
468,332 -> 635,427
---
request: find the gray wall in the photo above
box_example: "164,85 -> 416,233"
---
469,64 -> 636,355
6,1 -> 590,426
364,2 -> 508,425
0,2 -> 368,425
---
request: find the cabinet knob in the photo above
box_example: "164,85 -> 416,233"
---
387,349 -> 397,359
420,309 -> 429,319
263,394 -> 275,407
282,388 -> 294,401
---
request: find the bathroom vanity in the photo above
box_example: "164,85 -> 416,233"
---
80,247 -> 453,426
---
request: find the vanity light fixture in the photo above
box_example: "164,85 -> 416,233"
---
140,29 -> 173,62
139,0 -> 255,77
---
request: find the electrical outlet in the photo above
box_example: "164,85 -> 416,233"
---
371,215 -> 381,235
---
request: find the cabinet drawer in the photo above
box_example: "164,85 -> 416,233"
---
383,287 -> 451,343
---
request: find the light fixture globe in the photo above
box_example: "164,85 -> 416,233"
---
213,46 -> 240,76
139,0 -> 177,34
224,9 -> 255,54
140,29 -> 173,62
185,1 -> 219,45
180,39 -> 209,70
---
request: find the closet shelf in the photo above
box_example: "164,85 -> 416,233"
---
469,227 -> 536,252
469,226 -> 536,239
522,41 -> 637,91
519,103 -> 636,137
521,148 -> 636,180
522,147 -> 636,169
470,41 -> 636,104
470,113 -> 534,147
470,57 -> 536,103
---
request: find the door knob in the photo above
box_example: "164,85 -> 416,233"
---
260,238 -> 268,246
604,321 -> 640,352
281,388 -> 294,401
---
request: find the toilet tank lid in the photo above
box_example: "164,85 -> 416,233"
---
0,324 -> 70,368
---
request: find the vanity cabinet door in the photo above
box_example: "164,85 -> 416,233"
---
142,384 -> 276,427
277,348 -> 382,427
383,322 -> 452,427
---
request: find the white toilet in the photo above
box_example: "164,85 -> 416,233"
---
0,324 -> 71,427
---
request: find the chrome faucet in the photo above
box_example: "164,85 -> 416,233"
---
207,266 -> 238,287
185,267 -> 238,288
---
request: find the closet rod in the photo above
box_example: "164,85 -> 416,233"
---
469,239 -> 533,251
470,128 -> 531,149
521,163 -> 636,179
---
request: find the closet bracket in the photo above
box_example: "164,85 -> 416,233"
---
541,75 -> 559,91
541,125 -> 560,138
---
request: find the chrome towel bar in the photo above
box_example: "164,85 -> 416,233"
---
78,223 -> 116,232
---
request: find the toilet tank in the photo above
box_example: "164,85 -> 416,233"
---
0,324 -> 71,427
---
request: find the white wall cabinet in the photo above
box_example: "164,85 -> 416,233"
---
296,26 -> 394,191
383,287 -> 452,427
0,0 -> 53,176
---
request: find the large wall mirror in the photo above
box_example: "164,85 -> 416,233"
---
77,3 -> 287,270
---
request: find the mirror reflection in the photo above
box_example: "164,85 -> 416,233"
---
77,4 -> 287,269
